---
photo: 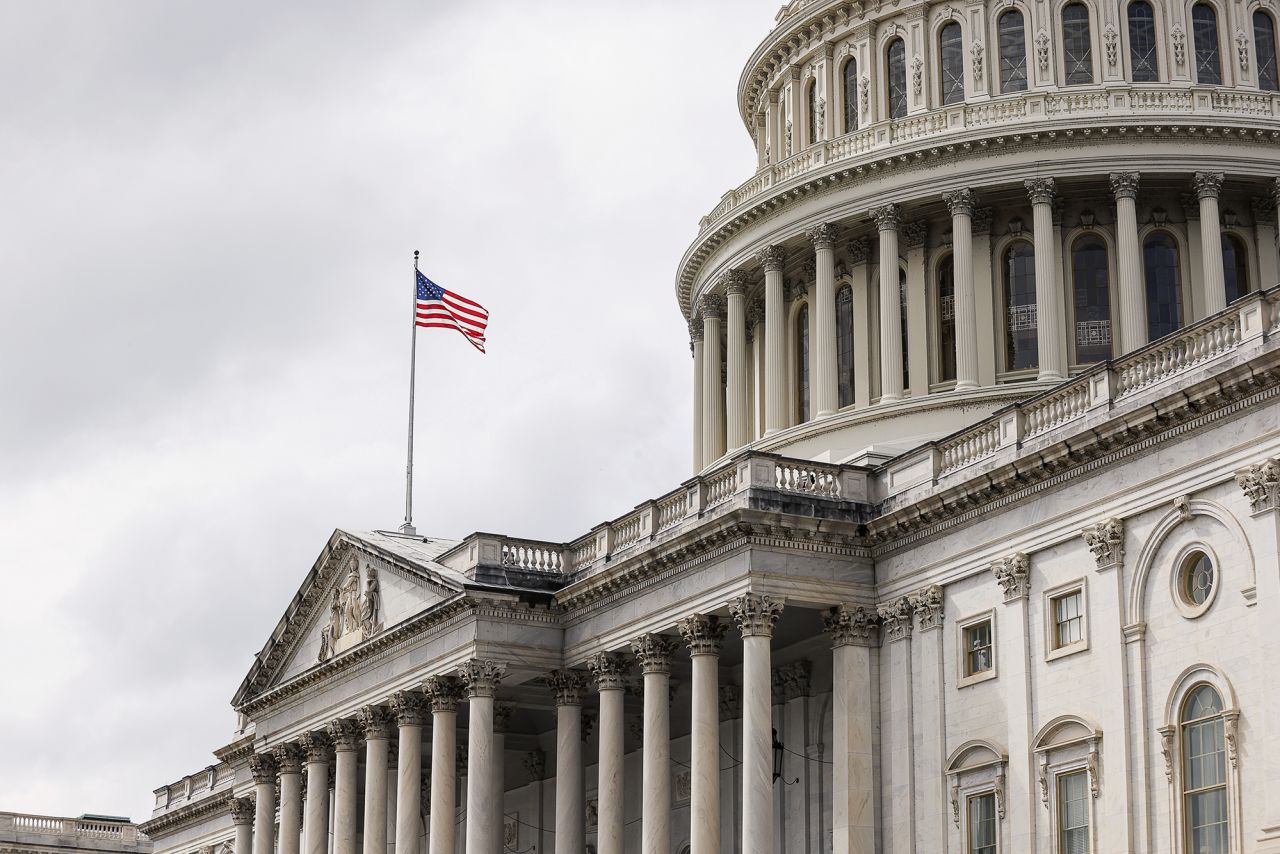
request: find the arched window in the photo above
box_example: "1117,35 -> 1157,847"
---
1193,3 -> 1222,84
798,303 -> 811,422
1062,3 -> 1095,84
1128,1 -> 1159,81
1180,685 -> 1229,854
900,267 -> 910,389
1255,11 -> 1279,90
807,79 -> 819,146
837,285 -> 855,407
1144,232 -> 1183,340
938,255 -> 957,381
998,9 -> 1029,92
843,58 -> 859,133
1071,236 -> 1113,363
1004,241 -> 1038,371
1223,234 -> 1251,303
888,39 -> 908,119
940,22 -> 965,104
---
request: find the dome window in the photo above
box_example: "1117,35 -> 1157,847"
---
1193,3 -> 1223,85
887,38 -> 908,119
1255,11 -> 1279,90
939,22 -> 965,105
998,10 -> 1029,92
1062,3 -> 1095,85
1127,1 -> 1159,81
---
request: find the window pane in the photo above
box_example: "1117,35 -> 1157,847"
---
837,286 -> 854,407
999,10 -> 1029,92
808,81 -> 819,146
889,39 -> 908,119
1128,1 -> 1159,81
1004,241 -> 1038,370
1257,12 -> 1279,91
1186,789 -> 1229,854
966,621 -> 993,674
968,794 -> 997,854
1058,771 -> 1091,854
1194,4 -> 1222,84
798,304 -> 810,422
1055,591 -> 1084,647
1072,237 -> 1112,363
939,256 -> 957,381
843,58 -> 860,132
1143,232 -> 1182,339
1222,234 -> 1251,303
1062,4 -> 1095,85
941,22 -> 966,104
1183,684 -> 1223,722
1183,553 -> 1215,606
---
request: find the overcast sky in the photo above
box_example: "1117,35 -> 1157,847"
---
0,0 -> 773,821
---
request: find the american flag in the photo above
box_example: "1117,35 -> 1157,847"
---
415,270 -> 489,353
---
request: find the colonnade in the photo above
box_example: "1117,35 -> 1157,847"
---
689,170 -> 1270,471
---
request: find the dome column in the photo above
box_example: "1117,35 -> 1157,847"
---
587,653 -> 629,854
1111,172 -> 1147,353
757,246 -> 788,434
700,296 -> 725,464
725,272 -> 751,450
1025,178 -> 1066,382
1196,172 -> 1228,314
943,190 -> 980,390
807,223 -> 840,417
730,594 -> 783,854
870,205 -> 904,402
690,321 -> 704,472
848,238 -> 873,408
631,634 -> 676,854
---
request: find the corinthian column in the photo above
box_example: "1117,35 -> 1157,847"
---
587,652 -> 630,854
1196,172 -> 1228,314
870,205 -> 903,402
701,295 -> 726,464
631,634 -> 677,854
327,719 -> 362,854
678,615 -> 728,854
730,594 -> 784,854
824,606 -> 879,854
461,660 -> 507,854
725,271 -> 751,449
691,319 -> 704,472
274,744 -> 304,854
300,732 -> 332,854
358,706 -> 392,854
807,223 -> 840,416
1025,178 -> 1065,381
231,798 -> 255,854
425,676 -> 464,854
1111,172 -> 1146,353
943,189 -> 979,389
757,245 -> 788,434
546,670 -> 588,854
250,753 -> 278,854
392,692 -> 428,854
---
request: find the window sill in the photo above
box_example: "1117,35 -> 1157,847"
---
958,669 -> 998,688
1046,640 -> 1089,662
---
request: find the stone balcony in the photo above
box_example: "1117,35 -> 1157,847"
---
0,813 -> 150,854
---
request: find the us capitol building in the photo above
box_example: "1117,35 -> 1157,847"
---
141,0 -> 1280,852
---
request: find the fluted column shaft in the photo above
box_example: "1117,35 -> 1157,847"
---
275,747 -> 304,854
809,224 -> 839,416
1112,173 -> 1146,352
701,297 -> 725,464
360,708 -> 392,854
328,722 -> 361,854
725,274 -> 750,450
589,654 -> 628,854
691,325 -> 704,472
301,735 -> 331,854
679,616 -> 727,854
871,206 -> 903,402
944,191 -> 979,390
1026,178 -> 1065,381
392,694 -> 427,854
730,594 -> 783,854
462,661 -> 506,854
250,755 -> 277,854
759,247 -> 787,433
632,635 -> 676,854
426,677 -> 463,854
1197,172 -> 1228,314
548,671 -> 587,854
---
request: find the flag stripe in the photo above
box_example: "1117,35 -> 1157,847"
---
414,270 -> 488,353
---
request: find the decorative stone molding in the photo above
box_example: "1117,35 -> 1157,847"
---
1109,171 -> 1140,200
391,690 -> 429,726
688,317 -> 704,344
581,708 -> 596,741
1172,24 -> 1187,65
273,743 -> 304,775
1159,725 -> 1176,780
823,603 -> 879,647
730,592 -> 784,637
972,207 -> 994,234
300,731 -> 331,763
699,293 -> 725,319
1194,171 -> 1224,200
327,718 -> 362,752
459,659 -> 506,698
627,717 -> 645,746
869,204 -> 900,231
971,41 -> 984,79
1224,710 -> 1240,766
1024,177 -> 1055,206
587,651 -> 630,690
755,245 -> 787,272
357,705 -> 393,740
1035,30 -> 1050,71
903,221 -> 928,249
455,744 -> 468,776
806,222 -> 839,250
815,98 -> 826,141
494,702 -> 516,734
1174,495 -> 1193,522
1081,518 -> 1125,570
545,669 -> 588,706
877,596 -> 914,642
724,269 -> 750,296
1103,25 -> 1119,68
631,633 -> 677,674
424,675 -> 465,712
910,585 -> 944,630
943,188 -> 975,217
802,258 -> 818,282
229,797 -> 255,826
317,557 -> 383,663
1236,28 -> 1250,70
859,74 -> 870,114
1251,195 -> 1275,225
847,236 -> 871,264
1236,458 -> 1280,514
771,659 -> 812,703
746,297 -> 765,330
249,752 -> 278,784
992,553 -> 1031,601
678,613 -> 727,656
523,750 -> 546,781
912,56 -> 924,96
719,684 -> 742,720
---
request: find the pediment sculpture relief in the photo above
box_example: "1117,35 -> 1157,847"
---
318,558 -> 383,662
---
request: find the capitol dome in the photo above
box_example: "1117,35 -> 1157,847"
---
681,0 -> 1280,470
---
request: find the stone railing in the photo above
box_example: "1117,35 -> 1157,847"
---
0,813 -> 141,843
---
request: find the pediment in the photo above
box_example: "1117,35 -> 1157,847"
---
945,739 -> 1007,774
232,529 -> 466,707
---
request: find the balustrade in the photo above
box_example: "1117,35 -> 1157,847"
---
939,422 -> 1002,475
500,540 -> 564,573
1023,383 -> 1091,439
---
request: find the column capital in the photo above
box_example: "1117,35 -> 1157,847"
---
630,633 -> 677,674
1236,457 -> 1280,514
806,222 -> 840,250
357,705 -> 394,740
273,743 -> 305,775
459,659 -> 506,698
300,731 -> 332,763
249,752 -> 279,784
1109,171 -> 1141,200
823,603 -> 879,647
746,297 -> 766,328
677,613 -> 728,656
1081,518 -> 1126,569
391,690 -> 430,727
876,596 -> 914,642
230,797 -> 256,826
587,650 -> 631,690
972,206 -> 995,235
847,236 -> 871,265
730,593 -> 783,638
326,718 -> 362,752
909,584 -> 944,630
1194,171 -> 1225,199
724,269 -> 751,296
424,674 -> 465,712
544,668 -> 589,706
1024,177 -> 1056,205
992,552 -> 1031,601
689,317 -> 704,343
755,245 -> 787,272
699,293 -> 725,319
903,220 -> 928,249
869,204 -> 900,231
943,188 -> 976,217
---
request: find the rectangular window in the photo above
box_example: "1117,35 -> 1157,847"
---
1053,590 -> 1084,648
968,792 -> 997,854
965,620 -> 993,676
1058,771 -> 1091,854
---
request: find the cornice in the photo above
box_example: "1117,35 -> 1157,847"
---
138,789 -> 231,838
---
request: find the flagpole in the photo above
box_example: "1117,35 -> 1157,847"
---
399,250 -> 419,536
